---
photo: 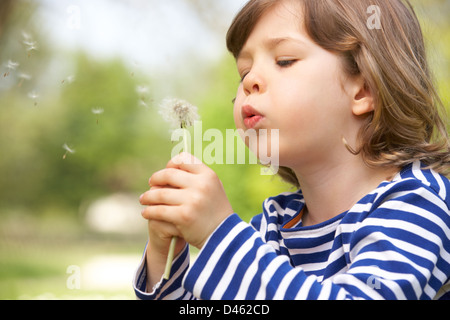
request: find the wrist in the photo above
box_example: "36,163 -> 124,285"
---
195,212 -> 235,250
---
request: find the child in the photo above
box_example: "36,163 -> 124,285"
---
135,0 -> 450,300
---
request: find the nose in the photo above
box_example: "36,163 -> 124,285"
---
243,69 -> 265,96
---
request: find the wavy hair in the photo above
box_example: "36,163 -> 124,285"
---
227,0 -> 450,187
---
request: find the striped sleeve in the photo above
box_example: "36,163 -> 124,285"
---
182,179 -> 450,300
133,243 -> 195,300
335,179 -> 450,300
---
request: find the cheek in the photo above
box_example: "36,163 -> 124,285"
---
233,87 -> 245,129
233,103 -> 242,130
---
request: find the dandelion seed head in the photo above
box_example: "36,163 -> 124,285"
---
159,98 -> 199,129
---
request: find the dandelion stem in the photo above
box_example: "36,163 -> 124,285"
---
158,98 -> 199,280
164,236 -> 178,280
164,124 -> 189,280
183,127 -> 189,154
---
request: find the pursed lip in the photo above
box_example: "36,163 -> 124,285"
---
242,105 -> 264,129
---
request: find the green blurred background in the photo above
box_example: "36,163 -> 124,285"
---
0,0 -> 448,300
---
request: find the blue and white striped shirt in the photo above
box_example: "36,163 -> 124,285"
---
134,161 -> 450,300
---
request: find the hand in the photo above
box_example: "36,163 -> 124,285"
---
144,203 -> 187,287
144,186 -> 187,258
140,153 -> 234,249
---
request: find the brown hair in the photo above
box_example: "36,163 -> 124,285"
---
227,0 -> 450,187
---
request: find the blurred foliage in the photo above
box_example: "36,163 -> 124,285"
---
0,0 -> 289,226
0,0 -> 448,228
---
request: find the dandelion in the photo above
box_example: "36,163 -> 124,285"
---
92,107 -> 104,124
158,98 -> 200,280
62,143 -> 75,159
159,98 -> 199,129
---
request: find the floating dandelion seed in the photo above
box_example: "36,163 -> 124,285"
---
22,31 -> 32,40
62,143 -> 75,159
139,100 -> 149,108
7,60 -> 19,70
136,85 -> 148,95
3,60 -> 19,77
22,31 -> 38,57
92,107 -> 104,115
28,91 -> 39,99
136,85 -> 150,108
18,73 -> 32,87
28,91 -> 39,106
92,107 -> 104,124
61,75 -> 75,85
158,98 -> 200,280
24,40 -> 38,52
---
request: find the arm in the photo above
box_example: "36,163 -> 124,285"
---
135,185 -> 191,300
138,153 -> 233,299
134,242 -> 193,300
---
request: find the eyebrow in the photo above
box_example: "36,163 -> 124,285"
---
266,36 -> 306,49
238,36 -> 307,60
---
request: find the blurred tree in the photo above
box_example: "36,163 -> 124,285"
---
185,0 -> 237,35
0,0 -> 448,223
0,0 -> 13,40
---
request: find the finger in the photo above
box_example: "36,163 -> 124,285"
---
140,187 -> 186,206
147,219 -> 182,239
141,204 -> 179,225
149,167 -> 193,189
166,152 -> 205,174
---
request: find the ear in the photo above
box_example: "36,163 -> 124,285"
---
352,79 -> 374,116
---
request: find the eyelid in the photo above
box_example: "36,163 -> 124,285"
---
276,58 -> 298,67
237,58 -> 252,82
240,72 -> 249,83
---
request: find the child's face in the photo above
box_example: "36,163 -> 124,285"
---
233,0 -> 364,171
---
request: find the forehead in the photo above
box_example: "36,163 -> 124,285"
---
238,1 -> 306,58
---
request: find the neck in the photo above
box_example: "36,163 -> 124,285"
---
293,155 -> 397,227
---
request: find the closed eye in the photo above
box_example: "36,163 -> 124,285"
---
240,72 -> 249,83
277,60 -> 298,67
